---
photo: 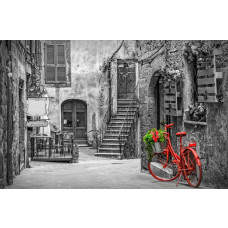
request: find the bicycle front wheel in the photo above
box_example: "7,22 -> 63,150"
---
182,149 -> 202,188
148,152 -> 180,181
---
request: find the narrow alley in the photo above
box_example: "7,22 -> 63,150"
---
1,40 -> 228,189
6,146 -> 206,189
2,4 -> 228,228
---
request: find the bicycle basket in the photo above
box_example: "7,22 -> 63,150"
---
153,142 -> 166,153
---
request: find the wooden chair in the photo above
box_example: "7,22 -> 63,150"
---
53,133 -> 64,157
62,132 -> 73,157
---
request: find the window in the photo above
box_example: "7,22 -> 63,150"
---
45,41 -> 67,83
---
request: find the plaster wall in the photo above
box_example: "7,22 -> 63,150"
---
42,40 -> 132,142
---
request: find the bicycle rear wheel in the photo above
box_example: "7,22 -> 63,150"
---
148,151 -> 180,181
182,149 -> 202,188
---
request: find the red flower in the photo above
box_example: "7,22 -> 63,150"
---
150,130 -> 159,142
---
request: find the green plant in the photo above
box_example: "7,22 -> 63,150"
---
143,128 -> 166,162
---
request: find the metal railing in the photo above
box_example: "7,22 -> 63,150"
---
118,83 -> 139,158
98,95 -> 114,148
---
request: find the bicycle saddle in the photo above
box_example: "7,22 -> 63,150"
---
176,132 -> 187,137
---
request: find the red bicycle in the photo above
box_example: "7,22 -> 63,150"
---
148,123 -> 202,188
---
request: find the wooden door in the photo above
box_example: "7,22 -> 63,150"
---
62,100 -> 87,140
117,60 -> 136,99
74,101 -> 87,139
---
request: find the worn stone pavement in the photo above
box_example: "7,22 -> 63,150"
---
6,146 -> 208,189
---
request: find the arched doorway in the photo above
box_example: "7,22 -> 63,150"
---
61,99 -> 87,140
148,72 -> 164,129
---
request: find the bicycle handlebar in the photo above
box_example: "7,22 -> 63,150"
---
165,123 -> 174,129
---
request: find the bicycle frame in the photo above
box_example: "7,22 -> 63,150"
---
163,126 -> 201,174
149,123 -> 202,187
162,125 -> 181,169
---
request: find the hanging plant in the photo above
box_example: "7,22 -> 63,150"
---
183,41 -> 228,70
158,41 -> 185,86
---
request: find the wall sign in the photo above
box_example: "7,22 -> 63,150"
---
27,120 -> 48,127
27,97 -> 48,116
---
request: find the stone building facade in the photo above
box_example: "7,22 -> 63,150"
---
41,40 -> 138,146
137,40 -> 228,188
0,41 -> 30,187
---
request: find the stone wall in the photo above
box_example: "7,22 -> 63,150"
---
0,41 -> 28,188
0,42 -> 9,187
137,49 -> 165,169
137,40 -> 228,188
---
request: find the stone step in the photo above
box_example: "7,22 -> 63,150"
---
95,152 -> 122,159
117,99 -> 137,101
107,127 -> 131,132
78,144 -> 88,147
102,139 -> 126,144
98,147 -> 120,153
117,107 -> 138,111
113,113 -> 136,118
117,100 -> 138,105
150,162 -> 173,179
107,125 -> 131,129
108,123 -> 132,127
117,104 -> 139,108
104,134 -> 128,139
100,143 -> 121,148
105,130 -> 129,134
110,119 -> 134,123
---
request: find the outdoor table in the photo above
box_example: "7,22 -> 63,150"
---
31,135 -> 52,158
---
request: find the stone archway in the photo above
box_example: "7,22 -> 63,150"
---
148,71 -> 164,129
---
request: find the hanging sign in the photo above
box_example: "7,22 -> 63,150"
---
27,98 -> 48,116
27,120 -> 48,127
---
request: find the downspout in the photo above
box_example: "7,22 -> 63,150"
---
108,40 -> 124,121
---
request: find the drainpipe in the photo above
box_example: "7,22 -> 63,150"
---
108,40 -> 125,121
108,61 -> 112,122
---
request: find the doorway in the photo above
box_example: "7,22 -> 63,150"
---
148,72 -> 165,130
61,100 -> 87,140
117,59 -> 136,99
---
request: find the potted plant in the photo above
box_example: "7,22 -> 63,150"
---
185,102 -> 206,121
143,128 -> 166,162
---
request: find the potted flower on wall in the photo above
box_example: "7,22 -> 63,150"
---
184,102 -> 206,122
143,128 -> 166,162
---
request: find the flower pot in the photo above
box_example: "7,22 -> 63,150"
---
153,142 -> 162,153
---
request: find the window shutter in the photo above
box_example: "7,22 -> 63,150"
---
47,45 -> 54,64
57,67 -> 66,81
46,67 -> 55,81
57,45 -> 65,64
45,41 -> 68,83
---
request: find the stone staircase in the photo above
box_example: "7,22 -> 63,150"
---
95,99 -> 138,159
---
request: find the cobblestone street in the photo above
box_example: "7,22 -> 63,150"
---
7,147 -> 207,189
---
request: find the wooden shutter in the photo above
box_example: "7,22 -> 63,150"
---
57,67 -> 66,81
197,49 -> 224,103
57,45 -> 65,64
47,67 -> 55,81
57,44 -> 66,81
47,45 -> 54,64
164,80 -> 182,116
46,44 -> 55,82
45,42 -> 67,83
